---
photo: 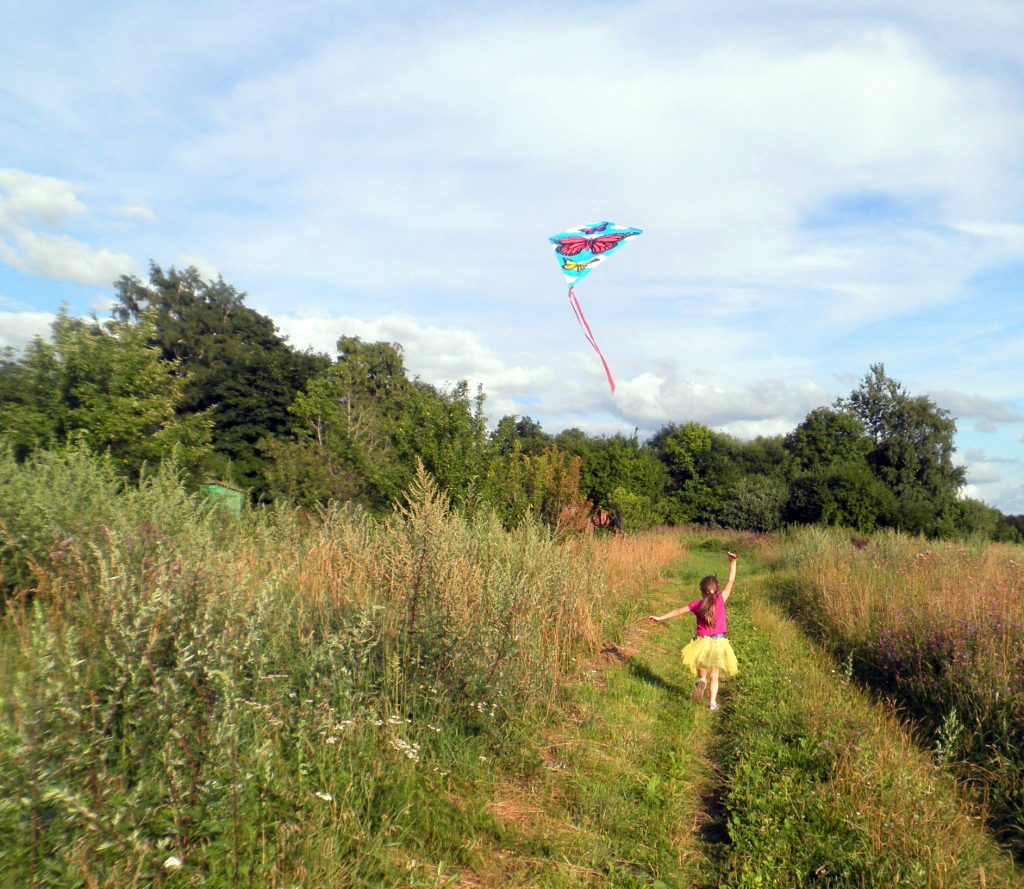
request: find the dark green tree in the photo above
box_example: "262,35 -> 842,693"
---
648,422 -> 739,524
113,263 -> 329,493
554,430 -> 668,526
720,474 -> 789,532
784,407 -> 871,474
491,415 -> 551,456
836,364 -> 964,535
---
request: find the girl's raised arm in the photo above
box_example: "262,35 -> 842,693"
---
720,551 -> 739,601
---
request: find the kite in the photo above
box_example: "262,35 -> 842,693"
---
548,220 -> 642,394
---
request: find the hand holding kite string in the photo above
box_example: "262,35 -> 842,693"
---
548,221 -> 642,394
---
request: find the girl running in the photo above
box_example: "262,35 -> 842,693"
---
648,551 -> 739,710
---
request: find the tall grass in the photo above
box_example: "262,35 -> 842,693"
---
769,526 -> 1024,854
0,450 -> 680,887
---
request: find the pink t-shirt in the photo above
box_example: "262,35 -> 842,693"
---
688,595 -> 727,636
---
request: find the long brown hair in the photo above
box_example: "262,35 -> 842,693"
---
696,575 -> 720,625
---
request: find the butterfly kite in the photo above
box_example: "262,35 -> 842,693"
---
548,221 -> 643,394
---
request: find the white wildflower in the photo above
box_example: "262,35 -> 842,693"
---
162,856 -> 183,870
389,737 -> 421,761
314,791 -> 334,802
325,736 -> 338,745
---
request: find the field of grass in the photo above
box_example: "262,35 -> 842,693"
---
2,448 -> 1023,887
768,527 -> 1024,854
0,450 -> 682,886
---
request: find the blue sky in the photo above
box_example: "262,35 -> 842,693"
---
2,1 -> 1023,513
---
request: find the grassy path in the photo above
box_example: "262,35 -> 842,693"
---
456,556 -> 722,887
468,536 -> 1024,887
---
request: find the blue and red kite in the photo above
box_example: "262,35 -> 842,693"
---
549,221 -> 642,394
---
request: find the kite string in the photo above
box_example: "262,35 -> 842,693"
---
568,285 -> 616,394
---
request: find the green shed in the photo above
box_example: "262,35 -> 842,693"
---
202,480 -> 247,516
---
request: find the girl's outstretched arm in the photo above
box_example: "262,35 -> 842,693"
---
648,605 -> 690,623
720,551 -> 739,601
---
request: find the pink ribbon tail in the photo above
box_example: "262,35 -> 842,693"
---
568,285 -> 615,394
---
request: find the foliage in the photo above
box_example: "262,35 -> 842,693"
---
0,310 -> 211,478
606,485 -> 664,531
113,263 -> 328,493
491,414 -> 551,456
719,474 -> 788,533
0,450 -> 680,887
1,264 -> 1018,541
484,445 -> 591,532
649,422 -> 739,525
836,363 -> 965,536
264,336 -> 490,511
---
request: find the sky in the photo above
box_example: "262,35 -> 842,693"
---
1,1 -> 1023,513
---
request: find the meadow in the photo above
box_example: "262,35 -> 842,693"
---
0,448 -> 680,887
768,528 -> 1024,854
2,448 -> 1023,886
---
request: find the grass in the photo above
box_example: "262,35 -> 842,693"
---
704,533 -> 1022,888
3,448 -> 1023,887
0,448 -> 685,887
766,527 -> 1024,854
462,566 -> 721,887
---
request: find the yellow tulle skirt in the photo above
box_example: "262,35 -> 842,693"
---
681,636 -> 738,678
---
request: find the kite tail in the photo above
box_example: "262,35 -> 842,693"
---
568,285 -> 615,394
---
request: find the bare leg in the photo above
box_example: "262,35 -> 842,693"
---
708,666 -> 720,708
693,668 -> 708,702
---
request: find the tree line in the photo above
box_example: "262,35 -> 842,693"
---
1,263 -> 1020,541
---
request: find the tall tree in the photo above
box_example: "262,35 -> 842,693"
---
649,422 -> 739,524
492,415 -> 551,456
784,407 -> 870,474
264,336 -> 490,510
554,429 -> 668,524
113,264 -> 329,493
836,364 -> 964,535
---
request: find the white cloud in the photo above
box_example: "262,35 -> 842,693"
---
271,311 -> 556,412
965,463 -> 1001,485
0,230 -> 135,286
930,389 -> 1024,426
613,370 -> 829,433
177,254 -> 221,282
0,169 -> 137,285
2,4 -> 1023,510
114,203 -> 156,221
0,310 -> 54,349
0,168 -> 84,228
159,14 -> 1024,328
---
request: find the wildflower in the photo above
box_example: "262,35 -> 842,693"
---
314,791 -> 334,802
163,856 -> 183,870
389,737 -> 420,761
325,736 -> 338,745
